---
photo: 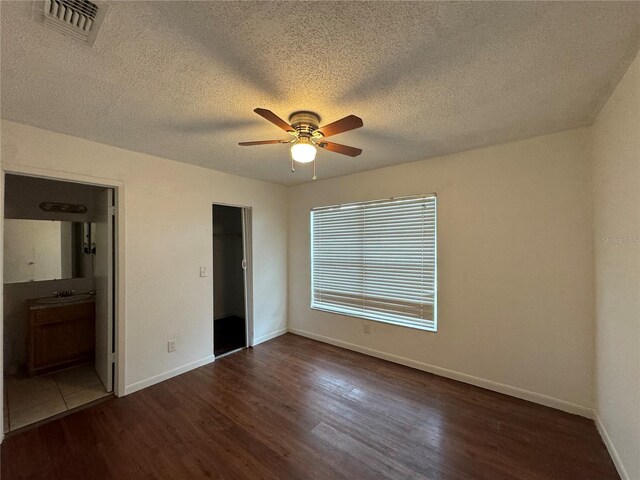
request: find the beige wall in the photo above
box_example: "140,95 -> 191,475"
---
592,51 -> 640,480
0,120 -> 289,399
289,127 -> 595,415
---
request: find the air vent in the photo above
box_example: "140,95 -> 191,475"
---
43,0 -> 108,46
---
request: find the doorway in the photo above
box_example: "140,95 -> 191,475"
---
212,204 -> 250,357
2,174 -> 118,433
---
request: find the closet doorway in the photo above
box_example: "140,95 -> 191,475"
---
212,204 -> 252,357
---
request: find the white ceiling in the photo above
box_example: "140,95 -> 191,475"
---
1,1 -> 639,185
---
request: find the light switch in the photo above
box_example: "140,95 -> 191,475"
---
200,266 -> 207,277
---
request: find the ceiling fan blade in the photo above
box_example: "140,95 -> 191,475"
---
238,140 -> 289,146
317,141 -> 362,157
253,108 -> 295,133
317,115 -> 363,138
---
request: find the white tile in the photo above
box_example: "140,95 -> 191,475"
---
53,364 -> 102,397
5,366 -> 108,431
9,397 -> 66,430
6,375 -> 61,410
64,386 -> 109,410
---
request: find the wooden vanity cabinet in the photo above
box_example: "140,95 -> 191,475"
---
27,300 -> 95,376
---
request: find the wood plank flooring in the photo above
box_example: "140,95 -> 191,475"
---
1,333 -> 618,479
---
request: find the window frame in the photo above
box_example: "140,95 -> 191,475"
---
310,194 -> 438,332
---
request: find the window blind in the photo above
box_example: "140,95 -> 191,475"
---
311,194 -> 437,331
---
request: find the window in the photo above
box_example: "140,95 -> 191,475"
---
311,194 -> 437,331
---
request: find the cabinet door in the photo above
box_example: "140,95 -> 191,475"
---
32,303 -> 95,370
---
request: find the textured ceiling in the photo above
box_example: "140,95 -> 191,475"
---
1,1 -> 639,185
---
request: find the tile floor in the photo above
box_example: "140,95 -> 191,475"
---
3,363 -> 110,433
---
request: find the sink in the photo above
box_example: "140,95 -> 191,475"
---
36,293 -> 93,305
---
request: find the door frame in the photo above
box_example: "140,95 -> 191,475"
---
0,163 -> 126,405
211,203 -> 254,353
94,187 -> 115,392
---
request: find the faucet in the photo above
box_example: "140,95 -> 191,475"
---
53,290 -> 75,298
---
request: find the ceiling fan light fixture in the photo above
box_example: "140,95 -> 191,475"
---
238,108 -> 363,178
290,137 -> 316,163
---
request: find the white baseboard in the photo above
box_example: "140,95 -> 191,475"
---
122,327 -> 288,396
124,355 -> 215,395
288,328 -> 593,418
253,327 -> 288,346
595,413 -> 630,480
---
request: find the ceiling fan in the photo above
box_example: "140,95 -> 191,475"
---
239,108 -> 364,179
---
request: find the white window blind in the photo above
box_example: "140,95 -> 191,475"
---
311,194 -> 437,331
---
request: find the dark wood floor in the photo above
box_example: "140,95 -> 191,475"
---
2,333 -> 618,480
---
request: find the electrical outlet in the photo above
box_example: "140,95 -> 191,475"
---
363,321 -> 371,334
168,339 -> 177,353
199,266 -> 207,277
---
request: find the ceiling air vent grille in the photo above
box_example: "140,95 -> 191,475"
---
43,0 -> 107,46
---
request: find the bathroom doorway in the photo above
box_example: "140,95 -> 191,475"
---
212,204 -> 252,357
2,173 -> 118,433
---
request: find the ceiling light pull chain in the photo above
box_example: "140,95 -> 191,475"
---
313,158 -> 317,180
291,156 -> 295,173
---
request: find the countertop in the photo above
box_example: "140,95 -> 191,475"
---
27,295 -> 96,310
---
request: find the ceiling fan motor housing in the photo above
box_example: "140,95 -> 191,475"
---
289,111 -> 322,138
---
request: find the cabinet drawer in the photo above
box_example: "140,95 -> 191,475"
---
32,302 -> 95,326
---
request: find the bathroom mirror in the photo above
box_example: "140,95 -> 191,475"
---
3,220 -> 95,284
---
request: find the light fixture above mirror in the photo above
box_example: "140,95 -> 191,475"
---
39,201 -> 88,214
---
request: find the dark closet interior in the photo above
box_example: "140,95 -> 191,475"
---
212,204 -> 246,356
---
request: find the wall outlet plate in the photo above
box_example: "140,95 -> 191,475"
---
168,339 -> 177,353
363,321 -> 371,334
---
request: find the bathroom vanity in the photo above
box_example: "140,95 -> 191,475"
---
26,296 -> 96,376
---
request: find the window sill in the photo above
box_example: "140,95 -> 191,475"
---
310,305 -> 437,332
